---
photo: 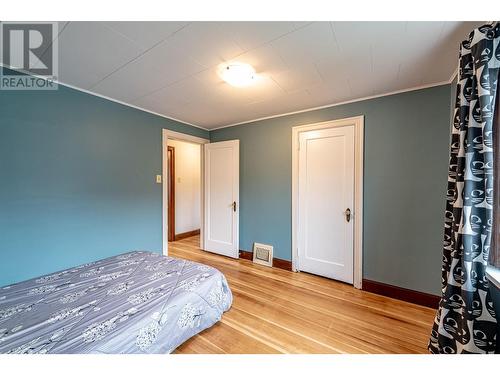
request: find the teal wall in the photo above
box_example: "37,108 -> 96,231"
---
0,64 -> 453,296
211,84 -> 452,295
0,69 -> 208,287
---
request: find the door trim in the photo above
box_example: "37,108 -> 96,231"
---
167,146 -> 175,242
291,116 -> 364,289
162,129 -> 209,256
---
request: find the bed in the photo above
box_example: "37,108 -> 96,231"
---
0,250 -> 232,353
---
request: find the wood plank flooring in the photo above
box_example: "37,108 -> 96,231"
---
170,235 -> 435,354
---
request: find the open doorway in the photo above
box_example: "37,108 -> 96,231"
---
166,138 -> 202,246
162,129 -> 208,256
167,146 -> 175,242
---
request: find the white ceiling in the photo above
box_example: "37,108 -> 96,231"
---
17,22 -> 487,129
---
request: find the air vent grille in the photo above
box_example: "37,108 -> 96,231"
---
252,243 -> 273,267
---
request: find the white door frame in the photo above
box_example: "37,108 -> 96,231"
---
291,116 -> 364,289
162,129 -> 209,256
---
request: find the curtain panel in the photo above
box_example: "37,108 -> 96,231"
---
429,22 -> 499,354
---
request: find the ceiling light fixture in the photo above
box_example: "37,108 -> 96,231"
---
218,63 -> 256,87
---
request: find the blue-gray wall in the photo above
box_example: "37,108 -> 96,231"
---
211,84 -> 452,295
0,67 -> 453,295
0,72 -> 208,287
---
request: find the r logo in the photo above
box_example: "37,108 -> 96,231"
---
1,22 -> 57,76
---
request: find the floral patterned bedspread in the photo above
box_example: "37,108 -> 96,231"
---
0,251 -> 232,353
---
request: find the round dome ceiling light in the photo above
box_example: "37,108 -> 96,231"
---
218,63 -> 256,87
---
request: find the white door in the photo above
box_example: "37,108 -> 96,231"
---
204,140 -> 239,258
298,126 -> 355,283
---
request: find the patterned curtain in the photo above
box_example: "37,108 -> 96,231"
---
429,23 -> 500,354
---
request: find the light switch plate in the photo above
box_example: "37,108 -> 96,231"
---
156,175 -> 162,184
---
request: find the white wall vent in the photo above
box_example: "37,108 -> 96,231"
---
252,242 -> 273,267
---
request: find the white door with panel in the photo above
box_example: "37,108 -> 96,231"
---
203,140 -> 239,258
297,126 -> 355,283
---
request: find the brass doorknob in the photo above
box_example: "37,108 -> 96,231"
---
345,208 -> 351,222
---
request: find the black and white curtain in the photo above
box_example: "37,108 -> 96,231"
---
429,23 -> 500,354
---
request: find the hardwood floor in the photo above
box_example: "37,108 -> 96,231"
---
170,235 -> 436,354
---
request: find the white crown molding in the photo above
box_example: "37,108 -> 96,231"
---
448,66 -> 459,83
0,62 -> 210,133
2,62 -> 458,133
56,80 -> 210,133
209,78 -> 456,131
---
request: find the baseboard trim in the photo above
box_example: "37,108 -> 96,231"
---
239,250 -> 293,271
239,250 -> 253,261
362,279 -> 440,309
174,229 -> 200,241
238,255 -> 438,306
273,258 -> 293,271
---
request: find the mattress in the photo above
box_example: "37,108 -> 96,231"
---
0,251 -> 232,353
